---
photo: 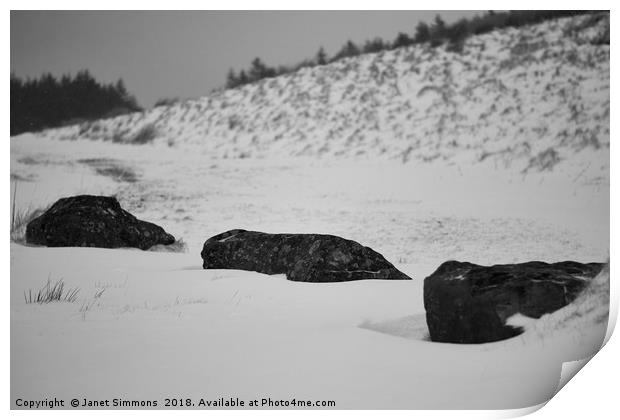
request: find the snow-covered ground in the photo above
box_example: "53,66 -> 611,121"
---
9,134 -> 609,265
10,13 -> 609,410
9,134 -> 608,409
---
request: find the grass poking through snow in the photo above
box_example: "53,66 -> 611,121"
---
10,183 -> 48,243
24,276 -> 80,304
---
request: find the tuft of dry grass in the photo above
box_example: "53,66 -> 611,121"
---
128,123 -> 158,144
523,148 -> 561,173
24,276 -> 80,304
110,123 -> 158,145
10,183 -> 48,243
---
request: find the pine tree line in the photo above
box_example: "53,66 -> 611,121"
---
10,70 -> 142,136
225,10 -> 592,89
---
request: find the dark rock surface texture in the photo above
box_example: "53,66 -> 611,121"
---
26,195 -> 175,250
201,229 -> 411,283
424,260 -> 604,344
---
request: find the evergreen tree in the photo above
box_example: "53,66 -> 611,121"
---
363,38 -> 385,53
316,46 -> 327,65
238,70 -> 249,85
115,78 -> 128,96
414,21 -> 431,43
392,32 -> 413,49
10,70 -> 142,135
249,57 -> 268,81
226,68 -> 238,89
432,14 -> 447,39
445,18 -> 470,53
333,40 -> 360,61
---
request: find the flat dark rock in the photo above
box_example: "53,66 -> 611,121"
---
201,229 -> 411,283
424,260 -> 604,344
25,195 -> 175,250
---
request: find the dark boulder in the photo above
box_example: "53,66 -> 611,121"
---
201,229 -> 411,282
25,195 -> 175,250
424,260 -> 604,344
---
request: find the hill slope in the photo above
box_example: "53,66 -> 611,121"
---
36,12 -> 609,173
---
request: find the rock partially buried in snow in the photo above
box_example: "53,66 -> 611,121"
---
423,260 -> 604,344
25,195 -> 175,250
201,229 -> 411,282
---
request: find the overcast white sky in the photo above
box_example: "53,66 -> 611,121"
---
11,11 -> 481,107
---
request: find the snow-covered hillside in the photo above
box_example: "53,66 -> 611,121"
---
36,13 -> 609,173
